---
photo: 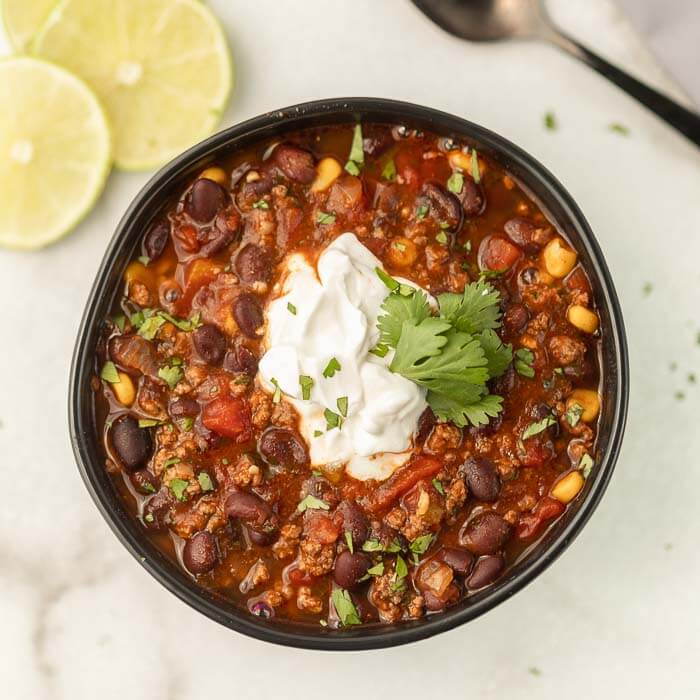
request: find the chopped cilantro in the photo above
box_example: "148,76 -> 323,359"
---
163,457 -> 181,468
138,314 -> 166,340
316,211 -> 336,225
344,160 -> 360,176
436,231 -> 448,245
299,375 -> 314,400
369,343 -> 389,358
579,453 -> 594,479
287,302 -> 297,315
112,315 -> 126,332
544,111 -> 557,131
514,347 -> 535,378
463,240 -> 472,253
439,221 -> 450,230
158,364 -> 183,390
447,172 -> 464,194
409,534 -> 433,557
381,158 -> 396,181
416,204 -> 429,220
324,408 -> 342,431
565,402 -> 583,427
336,396 -> 349,417
471,148 -> 481,183
609,123 -> 630,136
270,377 -> 282,403
138,418 -> 161,428
375,266 -> 399,292
197,472 -> 214,492
366,562 -> 384,576
392,240 -> 406,252
529,666 -> 542,677
344,531 -> 354,553
313,429 -> 323,438
432,478 -> 445,496
297,494 -> 329,513
394,554 -> 408,582
331,588 -> 361,626
138,255 -> 150,266
100,361 -> 120,384
348,123 -> 364,164
169,478 -> 189,502
361,539 -> 383,552
522,415 -> 557,440
178,416 -> 194,432
252,199 -> 269,209
322,357 -> 341,378
144,513 -> 154,523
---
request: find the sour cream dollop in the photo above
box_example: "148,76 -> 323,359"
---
257,232 -> 428,481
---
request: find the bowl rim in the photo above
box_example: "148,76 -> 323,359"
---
69,97 -> 629,651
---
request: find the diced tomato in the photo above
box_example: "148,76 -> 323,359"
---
173,223 -> 200,254
367,456 -> 442,513
516,496 -> 566,539
479,235 -> 522,271
202,397 -> 251,441
519,437 -> 555,468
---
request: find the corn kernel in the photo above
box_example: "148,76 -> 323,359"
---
310,157 -> 342,193
387,237 -> 418,267
567,389 -> 600,422
567,304 -> 599,333
551,471 -> 584,504
112,372 -> 135,407
199,166 -> 228,185
543,237 -> 577,278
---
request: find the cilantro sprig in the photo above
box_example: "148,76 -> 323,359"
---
375,271 -> 512,427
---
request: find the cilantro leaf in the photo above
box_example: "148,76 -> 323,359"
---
169,478 -> 189,502
138,314 -> 166,340
100,361 -> 120,384
437,280 -> 502,334
429,390 -> 503,427
332,588 -> 361,626
297,495 -> 330,513
479,329 -> 513,379
197,472 -> 214,492
158,364 -> 183,390
377,289 -> 431,348
522,415 -> 557,440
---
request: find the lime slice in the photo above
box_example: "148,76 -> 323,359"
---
1,0 -> 57,52
0,57 -> 111,250
32,0 -> 233,171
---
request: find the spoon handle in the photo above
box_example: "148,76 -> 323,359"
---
546,29 -> 700,147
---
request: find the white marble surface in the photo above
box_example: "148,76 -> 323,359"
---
1,1 -> 699,698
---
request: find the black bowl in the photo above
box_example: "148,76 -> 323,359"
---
69,98 -> 629,650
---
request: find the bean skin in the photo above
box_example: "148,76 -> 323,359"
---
232,293 -> 263,338
460,457 -> 501,502
435,546 -> 475,576
130,469 -> 160,496
258,428 -> 308,468
225,491 -> 277,533
333,551 -> 371,589
421,182 -> 463,231
183,531 -> 218,574
467,554 -> 505,589
459,511 -> 512,556
187,178 -> 227,222
192,323 -> 227,365
235,243 -> 272,285
271,143 -> 316,183
223,345 -> 258,376
335,500 -> 370,548
423,583 -> 460,611
168,396 -> 199,420
111,416 -> 153,471
143,220 -> 170,261
459,177 -> 485,217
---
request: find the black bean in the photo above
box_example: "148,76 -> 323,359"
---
333,551 -> 371,589
111,416 -> 152,471
415,407 -> 437,444
421,182 -> 463,231
467,554 -> 505,589
435,546 -> 475,576
225,491 -> 275,532
461,457 -> 501,502
459,511 -> 512,555
271,143 -> 316,183
336,500 -> 370,548
258,428 -> 308,468
223,345 -> 258,376
169,396 -> 200,420
232,293 -> 263,338
246,527 -> 277,547
192,323 -> 227,365
503,304 -> 529,333
235,243 -> 272,285
183,531 -> 218,574
143,220 -> 170,261
142,489 -> 173,530
423,583 -> 460,611
460,177 -> 485,217
130,469 -> 160,496
187,178 -> 227,223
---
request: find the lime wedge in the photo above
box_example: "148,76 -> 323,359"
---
32,0 -> 233,171
0,57 -> 111,250
1,0 -> 57,52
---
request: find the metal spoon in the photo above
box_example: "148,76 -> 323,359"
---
411,0 -> 700,147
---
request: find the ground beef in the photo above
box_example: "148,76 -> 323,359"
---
239,559 -> 270,593
299,540 -> 335,576
445,478 -> 467,515
548,335 -> 586,366
170,495 -> 220,539
297,585 -> 323,614
425,423 -> 462,454
272,523 -> 302,560
271,399 -> 299,429
249,387 -> 273,431
128,281 -> 153,307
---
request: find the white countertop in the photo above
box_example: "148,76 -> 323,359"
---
1,1 -> 699,698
